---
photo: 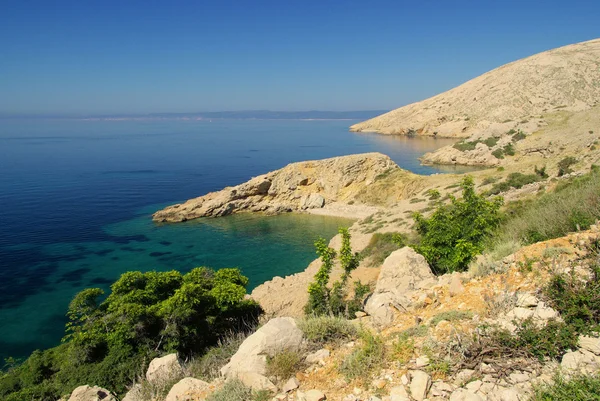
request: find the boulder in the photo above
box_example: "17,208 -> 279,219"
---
282,377 -> 300,392
365,247 -> 434,326
449,389 -> 484,401
449,274 -> 465,296
409,370 -> 431,401
305,349 -> 330,364
237,372 -> 278,392
165,377 -> 210,401
300,193 -> 325,209
146,353 -> 184,384
221,317 -> 303,378
304,389 -> 327,401
68,385 -> 117,401
579,335 -> 600,355
389,385 -> 410,400
121,384 -> 143,401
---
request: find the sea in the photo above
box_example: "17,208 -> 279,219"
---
0,118 -> 466,361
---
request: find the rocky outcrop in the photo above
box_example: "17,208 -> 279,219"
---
221,317 -> 303,390
153,153 -> 397,222
364,247 -> 435,325
146,353 -> 184,384
67,385 -> 116,401
350,38 -> 600,138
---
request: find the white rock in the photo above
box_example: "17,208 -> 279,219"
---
390,385 -> 410,400
121,384 -> 143,401
508,373 -> 530,384
561,350 -> 586,370
306,349 -> 330,364
165,377 -> 210,401
449,389 -> 484,401
304,389 -> 327,401
237,372 -> 278,392
68,385 -> 117,401
511,307 -> 535,320
499,388 -> 522,401
454,369 -> 476,386
449,274 -> 465,296
465,380 -> 482,392
283,377 -> 300,392
409,370 -> 431,401
516,293 -> 538,308
533,303 -> 559,320
579,335 -> 600,355
221,317 -> 303,377
416,355 -> 430,367
146,353 -> 184,384
400,374 -> 409,385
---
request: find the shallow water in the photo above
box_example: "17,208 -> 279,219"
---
0,118 -> 465,360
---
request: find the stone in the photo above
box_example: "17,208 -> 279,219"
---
283,377 -> 300,393
454,369 -> 476,386
511,307 -> 535,320
237,372 -> 278,392
390,385 -> 410,400
306,349 -> 330,364
449,274 -> 465,296
409,370 -> 431,401
465,380 -> 482,392
533,303 -> 559,320
365,248 -> 434,326
449,389 -> 484,401
372,379 -> 387,389
304,389 -> 326,401
146,353 -> 184,384
499,388 -> 522,401
516,293 -> 539,308
561,350 -> 586,370
355,311 -> 367,318
122,384 -> 143,401
300,193 -> 325,209
68,385 -> 117,401
221,317 -> 303,378
416,355 -> 430,367
508,373 -> 530,384
579,335 -> 600,355
165,377 -> 210,401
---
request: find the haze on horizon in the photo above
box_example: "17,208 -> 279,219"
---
1,0 -> 599,116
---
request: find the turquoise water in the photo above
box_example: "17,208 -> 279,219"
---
0,118 -> 466,360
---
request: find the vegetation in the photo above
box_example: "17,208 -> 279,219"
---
187,332 -> 249,380
488,172 -> 542,195
359,232 -> 405,267
305,228 -> 366,318
531,375 -> 600,401
490,168 -> 600,246
0,268 -> 262,400
298,316 -> 357,346
206,379 -> 271,401
558,156 -> 578,176
453,140 -> 481,151
429,310 -> 473,327
339,330 -> 385,380
512,130 -> 527,142
413,176 -> 503,274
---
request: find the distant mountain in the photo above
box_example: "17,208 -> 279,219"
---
350,38 -> 600,138
0,110 -> 389,121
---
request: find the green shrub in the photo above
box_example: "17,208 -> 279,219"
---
531,374 -> 600,401
0,268 -> 262,400
544,258 -> 600,334
489,169 -> 600,246
488,173 -> 541,195
512,130 -> 527,142
481,176 -> 499,186
305,228 -> 362,317
413,176 -> 503,274
503,143 -> 516,156
558,156 -> 578,176
266,351 -> 304,381
298,316 -> 358,346
339,331 -> 385,380
491,148 -> 505,159
426,189 -> 441,200
205,379 -> 253,401
359,232 -> 405,267
453,140 -> 481,151
483,137 -> 499,147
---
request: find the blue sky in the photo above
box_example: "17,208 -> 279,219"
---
1,0 -> 599,115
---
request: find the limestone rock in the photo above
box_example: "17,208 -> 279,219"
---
449,389 -> 484,401
164,378 -> 210,401
68,385 -> 117,401
221,317 -> 303,378
516,293 -> 539,308
153,153 -> 397,222
305,349 -> 330,365
236,372 -> 278,392
389,385 -> 410,400
449,274 -> 465,296
146,353 -> 184,384
282,377 -> 300,392
365,247 -> 434,326
409,370 -> 431,401
122,384 -> 143,401
579,335 -> 600,355
301,389 -> 326,401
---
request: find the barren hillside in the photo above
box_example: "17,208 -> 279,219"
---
350,38 -> 600,138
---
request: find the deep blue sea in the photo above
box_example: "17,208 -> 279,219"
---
0,118 -> 463,361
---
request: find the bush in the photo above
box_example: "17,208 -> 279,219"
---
531,374 -> 600,401
503,143 -> 516,156
512,130 -> 527,142
558,156 -> 578,176
453,140 -> 481,151
0,268 -> 262,400
483,137 -> 499,147
206,379 -> 270,401
488,173 -> 541,195
359,232 -> 405,267
535,165 -> 549,178
298,316 -> 358,346
266,351 -> 304,381
429,310 -> 473,327
339,331 -> 385,380
489,169 -> 600,246
491,148 -> 505,159
544,257 -> 600,334
413,176 -> 503,274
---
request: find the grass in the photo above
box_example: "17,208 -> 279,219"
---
398,325 -> 429,340
512,130 -> 527,142
531,375 -> 600,401
393,337 -> 415,364
206,379 -> 271,401
429,310 -> 473,327
298,316 -> 358,346
266,350 -> 304,381
187,332 -> 248,380
359,232 -> 405,267
489,168 -> 600,247
339,330 -> 385,380
481,176 -> 500,186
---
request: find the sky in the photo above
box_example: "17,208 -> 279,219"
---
1,0 -> 599,115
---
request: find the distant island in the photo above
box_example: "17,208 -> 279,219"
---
0,110 -> 389,121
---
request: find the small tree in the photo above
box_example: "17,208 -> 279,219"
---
413,176 -> 503,274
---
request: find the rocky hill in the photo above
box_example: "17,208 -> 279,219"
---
350,38 -> 600,139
